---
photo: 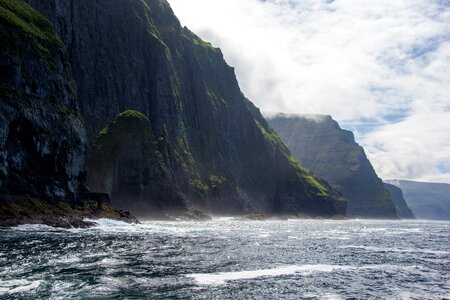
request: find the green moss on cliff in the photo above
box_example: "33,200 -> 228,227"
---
304,175 -> 328,197
94,110 -> 152,152
192,36 -> 216,51
0,0 -> 64,61
255,120 -> 284,147
116,109 -> 148,122
287,154 -> 329,197
206,87 -> 228,112
255,119 -> 331,198
209,175 -> 227,187
287,154 -> 307,173
182,28 -> 219,67
174,137 -> 197,174
189,179 -> 210,197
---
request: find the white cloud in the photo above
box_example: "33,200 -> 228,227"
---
167,0 -> 450,183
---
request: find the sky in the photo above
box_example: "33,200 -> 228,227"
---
167,0 -> 450,183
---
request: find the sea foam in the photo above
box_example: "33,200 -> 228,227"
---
186,264 -> 425,285
186,264 -> 352,285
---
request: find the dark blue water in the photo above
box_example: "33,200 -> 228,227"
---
0,219 -> 449,299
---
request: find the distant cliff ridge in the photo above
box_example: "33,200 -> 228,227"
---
386,180 -> 450,220
9,0 -> 347,217
267,113 -> 399,218
384,183 -> 415,219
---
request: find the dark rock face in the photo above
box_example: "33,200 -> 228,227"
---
0,0 -> 86,202
0,0 -> 136,226
268,114 -> 398,218
27,0 -> 345,217
386,180 -> 450,220
383,183 -> 415,219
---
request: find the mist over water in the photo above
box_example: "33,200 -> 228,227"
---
0,219 -> 449,299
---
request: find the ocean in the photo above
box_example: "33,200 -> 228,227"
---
0,219 -> 449,299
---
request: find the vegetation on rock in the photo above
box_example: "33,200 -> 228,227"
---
268,114 -> 398,218
0,0 -> 63,63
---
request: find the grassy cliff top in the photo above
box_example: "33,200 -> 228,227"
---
0,0 -> 64,59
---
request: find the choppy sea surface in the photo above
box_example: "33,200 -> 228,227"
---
0,219 -> 449,299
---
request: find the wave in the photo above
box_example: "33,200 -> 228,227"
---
12,224 -> 58,231
340,245 -> 449,255
186,264 -> 345,285
210,217 -> 238,221
0,279 -> 42,295
186,264 -> 425,285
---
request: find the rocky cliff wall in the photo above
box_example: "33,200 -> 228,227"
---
0,0 -> 86,202
26,0 -> 345,216
0,0 -> 136,227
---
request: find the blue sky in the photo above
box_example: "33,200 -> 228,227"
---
168,0 -> 450,183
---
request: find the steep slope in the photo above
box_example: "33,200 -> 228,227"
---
0,0 -> 134,227
386,180 -> 450,220
26,0 -> 345,217
267,114 -> 397,218
383,183 -> 415,219
88,110 -> 186,217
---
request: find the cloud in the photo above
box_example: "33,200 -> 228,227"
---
167,0 -> 450,183
264,111 -> 330,123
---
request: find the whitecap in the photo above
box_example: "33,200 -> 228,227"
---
186,264 -> 353,285
82,218 -> 135,231
0,279 -> 42,295
360,227 -> 387,232
340,245 -> 449,255
211,217 -> 237,221
186,264 -> 426,285
13,224 -> 55,231
258,233 -> 271,238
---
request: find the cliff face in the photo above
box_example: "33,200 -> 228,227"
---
386,180 -> 450,220
0,0 -> 135,227
383,183 -> 415,219
0,0 -> 86,202
26,0 -> 345,216
268,114 -> 397,218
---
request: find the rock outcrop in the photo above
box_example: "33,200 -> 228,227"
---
0,0 -> 135,226
25,0 -> 346,217
88,110 -> 185,217
383,183 -> 415,219
267,114 -> 397,218
386,180 -> 450,220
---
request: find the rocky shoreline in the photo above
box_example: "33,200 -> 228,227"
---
0,194 -> 138,229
